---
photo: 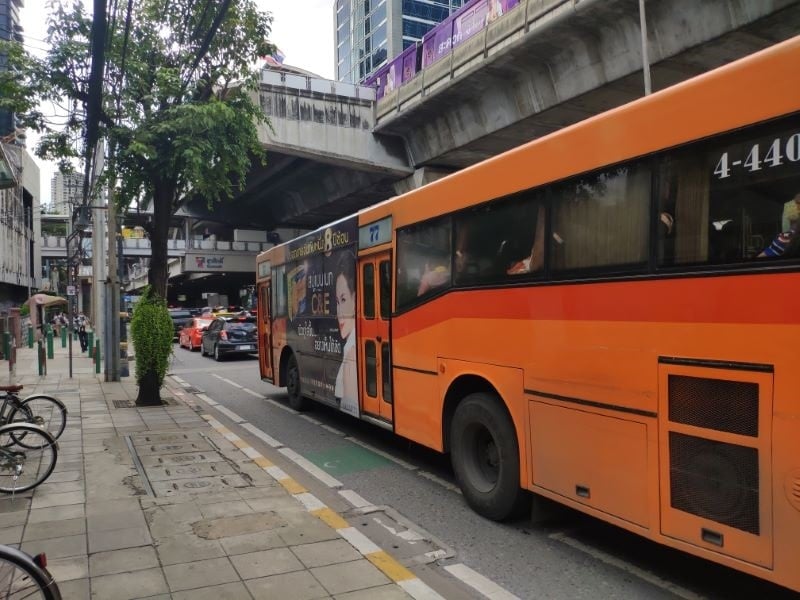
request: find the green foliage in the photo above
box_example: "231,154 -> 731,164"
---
129,286 -> 173,388
19,305 -> 30,317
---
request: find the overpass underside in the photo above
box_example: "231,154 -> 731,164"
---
186,0 -> 800,232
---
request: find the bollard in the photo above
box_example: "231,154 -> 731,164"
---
95,340 -> 101,374
46,330 -> 54,360
2,331 -> 9,361
37,340 -> 44,376
27,326 -> 33,348
61,327 -> 67,348
88,331 -> 94,357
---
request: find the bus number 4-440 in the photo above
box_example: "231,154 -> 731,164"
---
714,133 -> 800,179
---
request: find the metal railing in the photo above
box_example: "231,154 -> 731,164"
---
261,70 -> 377,102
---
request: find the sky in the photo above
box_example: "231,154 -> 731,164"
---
19,0 -> 335,205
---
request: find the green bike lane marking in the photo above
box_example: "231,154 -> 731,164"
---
305,444 -> 392,477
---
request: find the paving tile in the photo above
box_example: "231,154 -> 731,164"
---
46,555 -> 89,582
41,470 -> 82,483
89,546 -> 160,577
86,498 -> 141,516
87,510 -> 147,532
57,577 -> 90,600
0,525 -> 23,544
22,534 -> 86,559
91,567 -> 169,600
334,584 -> 411,600
172,581 -> 253,600
35,480 -> 85,495
0,511 -> 27,528
88,525 -> 152,553
28,503 -> 85,523
230,547 -> 304,580
163,557 -> 239,592
23,517 -> 86,541
0,497 -> 31,513
292,539 -> 362,568
244,570 -> 330,600
219,530 -> 285,556
311,559 -> 391,595
278,517 -> 341,546
155,533 -> 226,565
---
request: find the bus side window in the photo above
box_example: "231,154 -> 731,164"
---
658,118 -> 800,267
397,217 -> 452,308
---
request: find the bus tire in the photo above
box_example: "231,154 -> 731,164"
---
286,354 -> 309,411
450,392 -> 529,521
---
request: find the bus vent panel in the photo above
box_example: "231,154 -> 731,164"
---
658,364 -> 773,568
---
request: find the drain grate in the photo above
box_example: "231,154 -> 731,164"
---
112,398 -> 177,409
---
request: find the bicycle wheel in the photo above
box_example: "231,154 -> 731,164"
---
8,395 -> 67,443
0,545 -> 62,599
0,425 -> 58,494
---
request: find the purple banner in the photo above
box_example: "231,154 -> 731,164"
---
370,44 -> 419,100
422,0 -> 520,68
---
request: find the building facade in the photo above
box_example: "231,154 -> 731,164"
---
50,172 -> 84,215
0,0 -> 24,138
335,0 -> 464,83
0,145 -> 41,308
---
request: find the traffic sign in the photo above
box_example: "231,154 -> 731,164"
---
66,285 -> 76,296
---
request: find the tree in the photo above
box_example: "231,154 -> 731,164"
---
2,0 -> 273,404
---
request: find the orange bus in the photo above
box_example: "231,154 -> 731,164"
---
256,37 -> 800,592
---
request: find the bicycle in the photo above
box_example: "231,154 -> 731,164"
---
0,386 -> 67,443
0,424 -> 58,495
0,545 -> 62,599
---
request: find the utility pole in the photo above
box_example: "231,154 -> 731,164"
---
105,182 -> 120,381
639,0 -> 652,96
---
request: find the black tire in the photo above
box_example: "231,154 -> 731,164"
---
285,353 -> 309,411
0,424 -> 58,494
9,395 -> 68,443
213,345 -> 223,362
0,545 -> 62,599
450,392 -> 529,521
200,342 -> 207,357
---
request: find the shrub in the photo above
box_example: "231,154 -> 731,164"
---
129,286 -> 173,392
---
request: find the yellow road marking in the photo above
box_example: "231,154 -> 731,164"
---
366,551 -> 415,582
280,478 -> 307,494
312,507 -> 349,530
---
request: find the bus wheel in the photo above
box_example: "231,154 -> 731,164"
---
286,354 -> 309,411
450,392 -> 528,521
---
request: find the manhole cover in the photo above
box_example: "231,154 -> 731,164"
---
113,400 -> 134,408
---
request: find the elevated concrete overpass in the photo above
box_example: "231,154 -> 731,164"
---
184,0 -> 800,230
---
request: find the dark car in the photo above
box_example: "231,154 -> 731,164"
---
168,309 -> 193,341
200,316 -> 258,361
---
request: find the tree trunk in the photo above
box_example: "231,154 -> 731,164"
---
135,185 -> 174,406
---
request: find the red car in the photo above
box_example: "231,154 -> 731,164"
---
179,317 -> 214,351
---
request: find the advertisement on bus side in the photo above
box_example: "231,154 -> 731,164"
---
286,217 -> 360,417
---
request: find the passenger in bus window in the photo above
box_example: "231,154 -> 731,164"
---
506,204 -> 546,275
758,193 -> 800,258
417,259 -> 450,295
334,253 -> 358,415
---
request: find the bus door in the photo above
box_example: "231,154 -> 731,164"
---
357,252 -> 393,422
258,281 -> 273,381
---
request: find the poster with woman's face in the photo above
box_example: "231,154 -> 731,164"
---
285,217 -> 359,417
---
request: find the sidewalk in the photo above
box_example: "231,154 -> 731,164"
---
0,340 -> 428,599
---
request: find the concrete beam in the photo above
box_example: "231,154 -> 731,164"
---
376,0 -> 800,168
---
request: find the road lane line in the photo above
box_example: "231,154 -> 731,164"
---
214,404 -> 245,424
320,424 -> 345,435
299,414 -> 322,425
265,397 -> 299,414
549,533 -> 705,600
241,387 -> 264,398
195,393 -> 218,406
418,471 -> 462,495
278,447 -> 343,488
444,563 -> 520,600
213,374 -> 243,388
339,489 -> 373,509
345,437 -> 418,470
241,423 -> 283,448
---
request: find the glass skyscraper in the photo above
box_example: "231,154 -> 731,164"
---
335,0 -> 464,83
0,0 -> 23,138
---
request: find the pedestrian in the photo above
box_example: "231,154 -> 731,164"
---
78,324 -> 88,353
